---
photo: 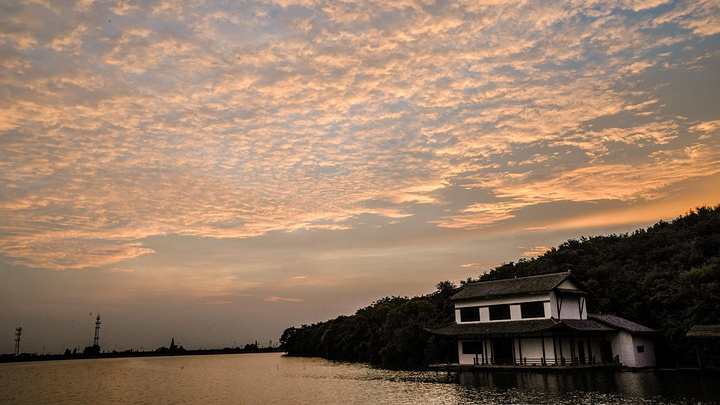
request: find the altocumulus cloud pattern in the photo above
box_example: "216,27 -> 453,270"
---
1,0 -> 719,270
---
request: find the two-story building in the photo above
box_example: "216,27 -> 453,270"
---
428,271 -> 656,368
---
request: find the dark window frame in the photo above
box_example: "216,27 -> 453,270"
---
520,301 -> 545,319
459,307 -> 480,322
488,304 -> 511,320
637,345 -> 645,353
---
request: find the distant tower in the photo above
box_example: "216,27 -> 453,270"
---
14,327 -> 22,356
93,314 -> 101,347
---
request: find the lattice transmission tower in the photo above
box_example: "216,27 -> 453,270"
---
93,314 -> 101,346
14,327 -> 22,356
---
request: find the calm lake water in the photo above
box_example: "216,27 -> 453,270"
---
1,352 -> 718,404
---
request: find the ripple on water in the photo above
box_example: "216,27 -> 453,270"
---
0,354 -> 717,404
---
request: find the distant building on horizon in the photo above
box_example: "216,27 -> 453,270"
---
428,271 -> 657,368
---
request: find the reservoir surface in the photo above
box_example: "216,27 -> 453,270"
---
1,352 -> 718,404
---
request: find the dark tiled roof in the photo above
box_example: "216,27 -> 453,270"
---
451,271 -> 588,301
686,325 -> 720,338
426,318 -> 613,337
560,319 -> 615,332
589,314 -> 657,334
427,319 -> 558,336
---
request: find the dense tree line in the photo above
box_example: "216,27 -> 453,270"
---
279,282 -> 459,369
280,205 -> 720,368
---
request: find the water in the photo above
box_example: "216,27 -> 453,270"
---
0,353 -> 718,404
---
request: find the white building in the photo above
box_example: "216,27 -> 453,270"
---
429,271 -> 656,368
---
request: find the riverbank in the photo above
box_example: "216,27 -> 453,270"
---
0,347 -> 285,364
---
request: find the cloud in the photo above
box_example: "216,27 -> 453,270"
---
1,0 -> 719,270
432,201 -> 528,229
690,120 -> 720,135
107,267 -> 134,273
0,236 -> 154,270
264,296 -> 304,302
49,24 -> 87,53
435,142 -> 720,229
653,0 -> 720,36
75,0 -> 96,13
521,246 -> 550,257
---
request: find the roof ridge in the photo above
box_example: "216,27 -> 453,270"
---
468,271 -> 571,285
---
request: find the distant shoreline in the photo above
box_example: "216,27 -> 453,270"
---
0,347 -> 285,364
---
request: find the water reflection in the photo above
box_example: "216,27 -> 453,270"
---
457,370 -> 720,404
1,354 -> 718,404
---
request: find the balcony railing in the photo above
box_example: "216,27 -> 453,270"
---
471,355 -> 620,366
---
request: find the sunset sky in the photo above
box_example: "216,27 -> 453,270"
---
1,0 -> 719,354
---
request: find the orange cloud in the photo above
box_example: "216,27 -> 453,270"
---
264,296 -> 304,302
521,246 -> 550,258
1,0 -> 718,271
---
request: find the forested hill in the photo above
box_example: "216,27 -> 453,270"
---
280,205 -> 720,368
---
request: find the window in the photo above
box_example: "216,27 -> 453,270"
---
460,307 -> 480,322
637,345 -> 645,353
462,341 -> 482,354
488,304 -> 511,320
521,301 -> 545,319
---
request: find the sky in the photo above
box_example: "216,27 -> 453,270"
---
1,0 -> 719,354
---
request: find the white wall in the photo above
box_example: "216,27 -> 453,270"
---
548,291 -> 585,320
457,340 -> 477,365
510,304 -> 522,320
515,338 -> 544,363
608,331 -> 655,367
457,339 -> 489,365
456,332 -> 655,367
556,279 -> 577,290
612,331 -> 635,367
631,335 -> 656,368
480,306 -> 490,322
457,337 -> 576,365
456,335 -> 643,366
455,278 -> 589,323
454,294 -> 552,323
543,302 -> 552,319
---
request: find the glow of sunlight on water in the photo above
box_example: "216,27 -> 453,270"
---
1,353 -> 718,404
